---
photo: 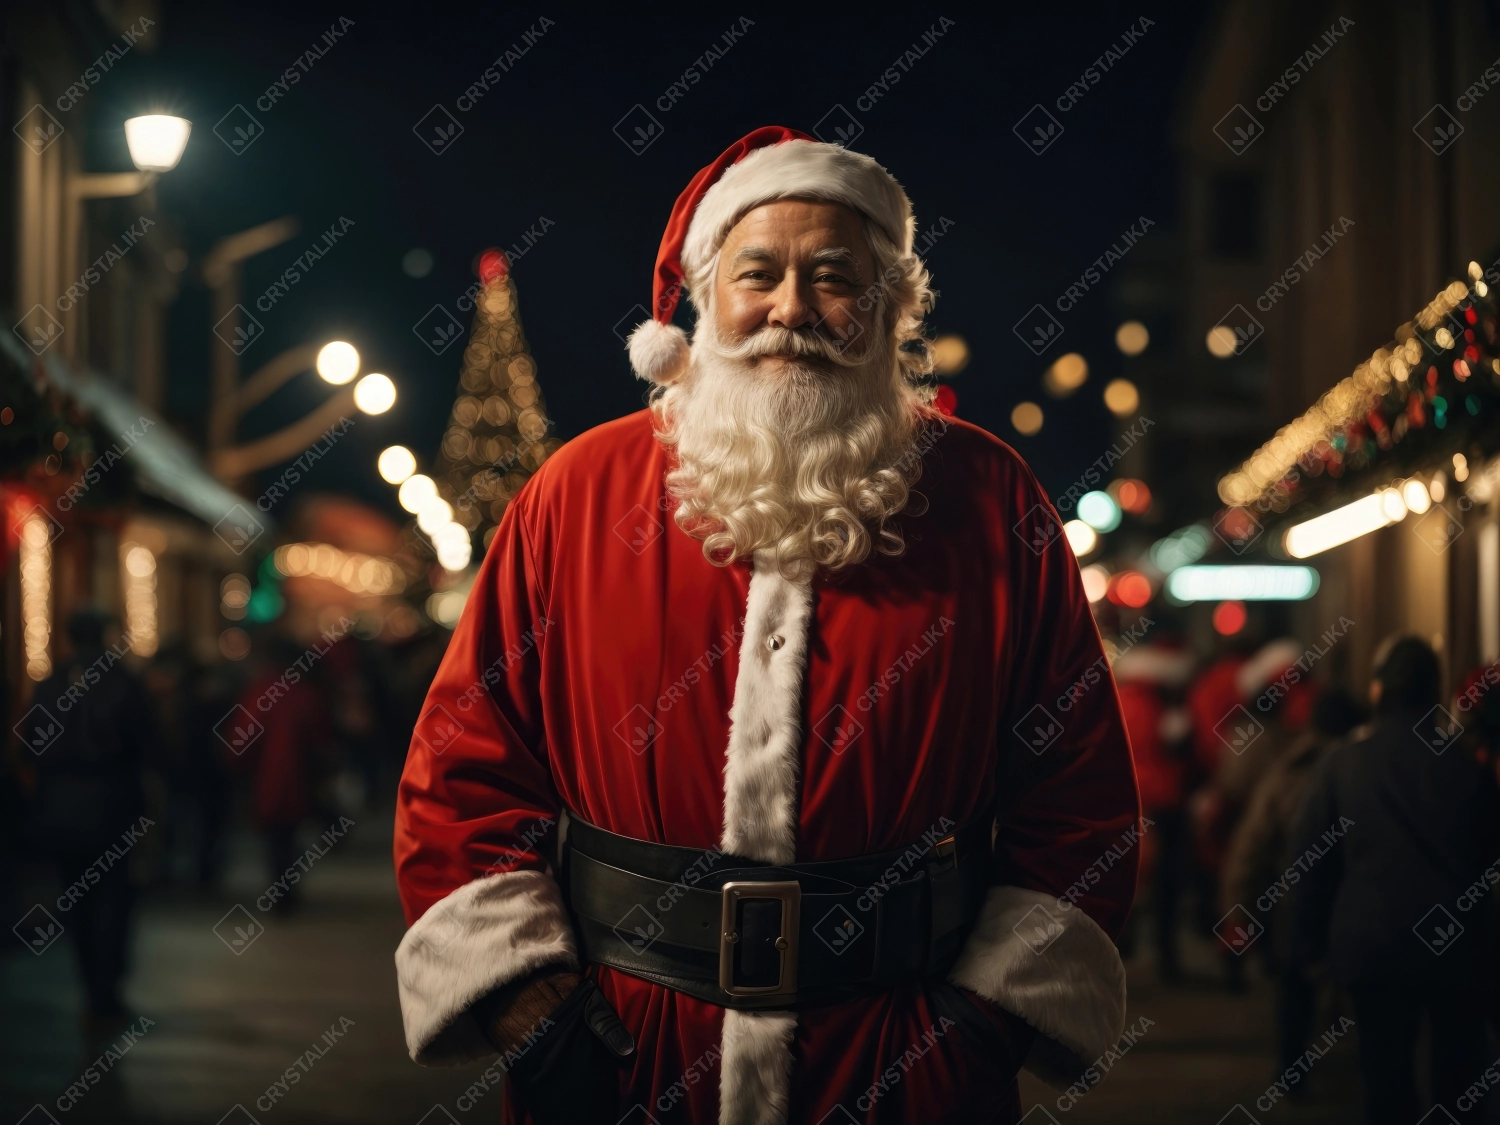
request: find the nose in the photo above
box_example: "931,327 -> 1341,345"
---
764,272 -> 816,331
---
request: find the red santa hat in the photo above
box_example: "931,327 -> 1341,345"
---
627,125 -> 917,384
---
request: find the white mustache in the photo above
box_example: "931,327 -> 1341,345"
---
706,324 -> 865,368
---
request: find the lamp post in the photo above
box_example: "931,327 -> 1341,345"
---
61,114 -> 191,361
208,340 -> 399,482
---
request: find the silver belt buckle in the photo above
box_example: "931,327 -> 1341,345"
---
719,881 -> 801,999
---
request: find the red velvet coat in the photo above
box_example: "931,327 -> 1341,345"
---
394,410 -> 1139,1124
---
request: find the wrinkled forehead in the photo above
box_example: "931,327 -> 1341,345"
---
717,198 -> 872,264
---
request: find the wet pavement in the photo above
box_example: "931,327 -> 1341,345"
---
0,808 -> 1484,1124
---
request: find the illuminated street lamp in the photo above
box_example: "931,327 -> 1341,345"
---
316,341 -> 360,385
354,373 -> 396,414
378,445 -> 417,484
123,115 -> 192,173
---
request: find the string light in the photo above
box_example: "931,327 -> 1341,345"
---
121,542 -> 159,657
1220,280 -> 1474,507
20,514 -> 52,680
273,542 -> 405,595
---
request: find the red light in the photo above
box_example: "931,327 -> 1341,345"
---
1212,600 -> 1247,635
1466,306 -> 1478,325
1108,570 -> 1152,608
933,384 -> 958,416
1111,478 -> 1152,515
478,248 -> 509,283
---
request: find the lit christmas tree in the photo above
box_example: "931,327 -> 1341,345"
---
433,249 -> 561,554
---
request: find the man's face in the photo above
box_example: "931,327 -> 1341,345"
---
711,199 -> 876,375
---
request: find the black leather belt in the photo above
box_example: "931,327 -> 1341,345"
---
563,814 -> 993,1010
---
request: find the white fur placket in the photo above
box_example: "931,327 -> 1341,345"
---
717,550 -> 813,1125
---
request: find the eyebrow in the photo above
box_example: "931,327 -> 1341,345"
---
726,245 -> 863,277
809,247 -> 861,275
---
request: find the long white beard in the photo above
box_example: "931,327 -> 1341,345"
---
652,318 -> 928,575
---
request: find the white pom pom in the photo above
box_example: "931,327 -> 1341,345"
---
627,319 -> 690,384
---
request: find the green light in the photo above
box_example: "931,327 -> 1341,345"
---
246,585 -> 284,623
1434,396 -> 1448,413
1468,394 -> 1482,415
1077,491 -> 1122,532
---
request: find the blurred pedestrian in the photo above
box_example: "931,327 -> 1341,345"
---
26,609 -> 157,1032
1289,637 -> 1500,1125
231,635 -> 334,910
1201,638 -> 1310,990
1222,685 -> 1365,1091
1113,639 -> 1195,981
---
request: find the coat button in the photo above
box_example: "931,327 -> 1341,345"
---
766,634 -> 785,651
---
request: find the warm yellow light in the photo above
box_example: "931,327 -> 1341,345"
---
20,514 -> 52,680
931,335 -> 970,375
1064,519 -> 1099,556
1080,563 -> 1110,604
416,497 -> 454,533
398,474 -> 437,513
119,541 -> 158,658
432,523 -> 473,571
316,341 -> 360,384
1429,473 -> 1446,503
1206,325 -> 1238,358
1043,353 -> 1088,397
1011,401 -> 1044,436
1454,453 -> 1470,483
1381,487 -> 1408,523
1115,321 -> 1149,356
1401,478 -> 1432,514
1103,378 -> 1140,416
1284,492 -> 1404,558
378,445 -> 417,484
354,373 -> 396,414
124,115 -> 191,173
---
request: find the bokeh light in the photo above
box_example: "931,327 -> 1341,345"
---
1011,401 -> 1044,436
1103,378 -> 1140,416
1212,600 -> 1248,635
1115,321 -> 1150,356
1043,353 -> 1088,397
354,373 -> 396,414
316,341 -> 360,384
379,445 -> 417,484
1078,491 -> 1122,533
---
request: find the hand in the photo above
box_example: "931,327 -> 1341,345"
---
474,967 -> 582,1056
479,973 -> 635,1125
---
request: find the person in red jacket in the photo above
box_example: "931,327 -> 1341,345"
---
1113,639 -> 1195,982
393,128 -> 1139,1125
233,636 -> 334,908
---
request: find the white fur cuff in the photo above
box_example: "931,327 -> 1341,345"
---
395,868 -> 579,1065
947,885 -> 1126,1089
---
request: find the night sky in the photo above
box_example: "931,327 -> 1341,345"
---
88,1 -> 1212,521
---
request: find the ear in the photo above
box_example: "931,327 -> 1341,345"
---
627,319 -> 691,384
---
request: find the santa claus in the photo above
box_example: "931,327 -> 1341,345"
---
394,126 -> 1139,1124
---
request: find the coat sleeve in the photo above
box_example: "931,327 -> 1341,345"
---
392,490 -> 577,1066
948,462 -> 1140,1089
1285,755 -> 1341,970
